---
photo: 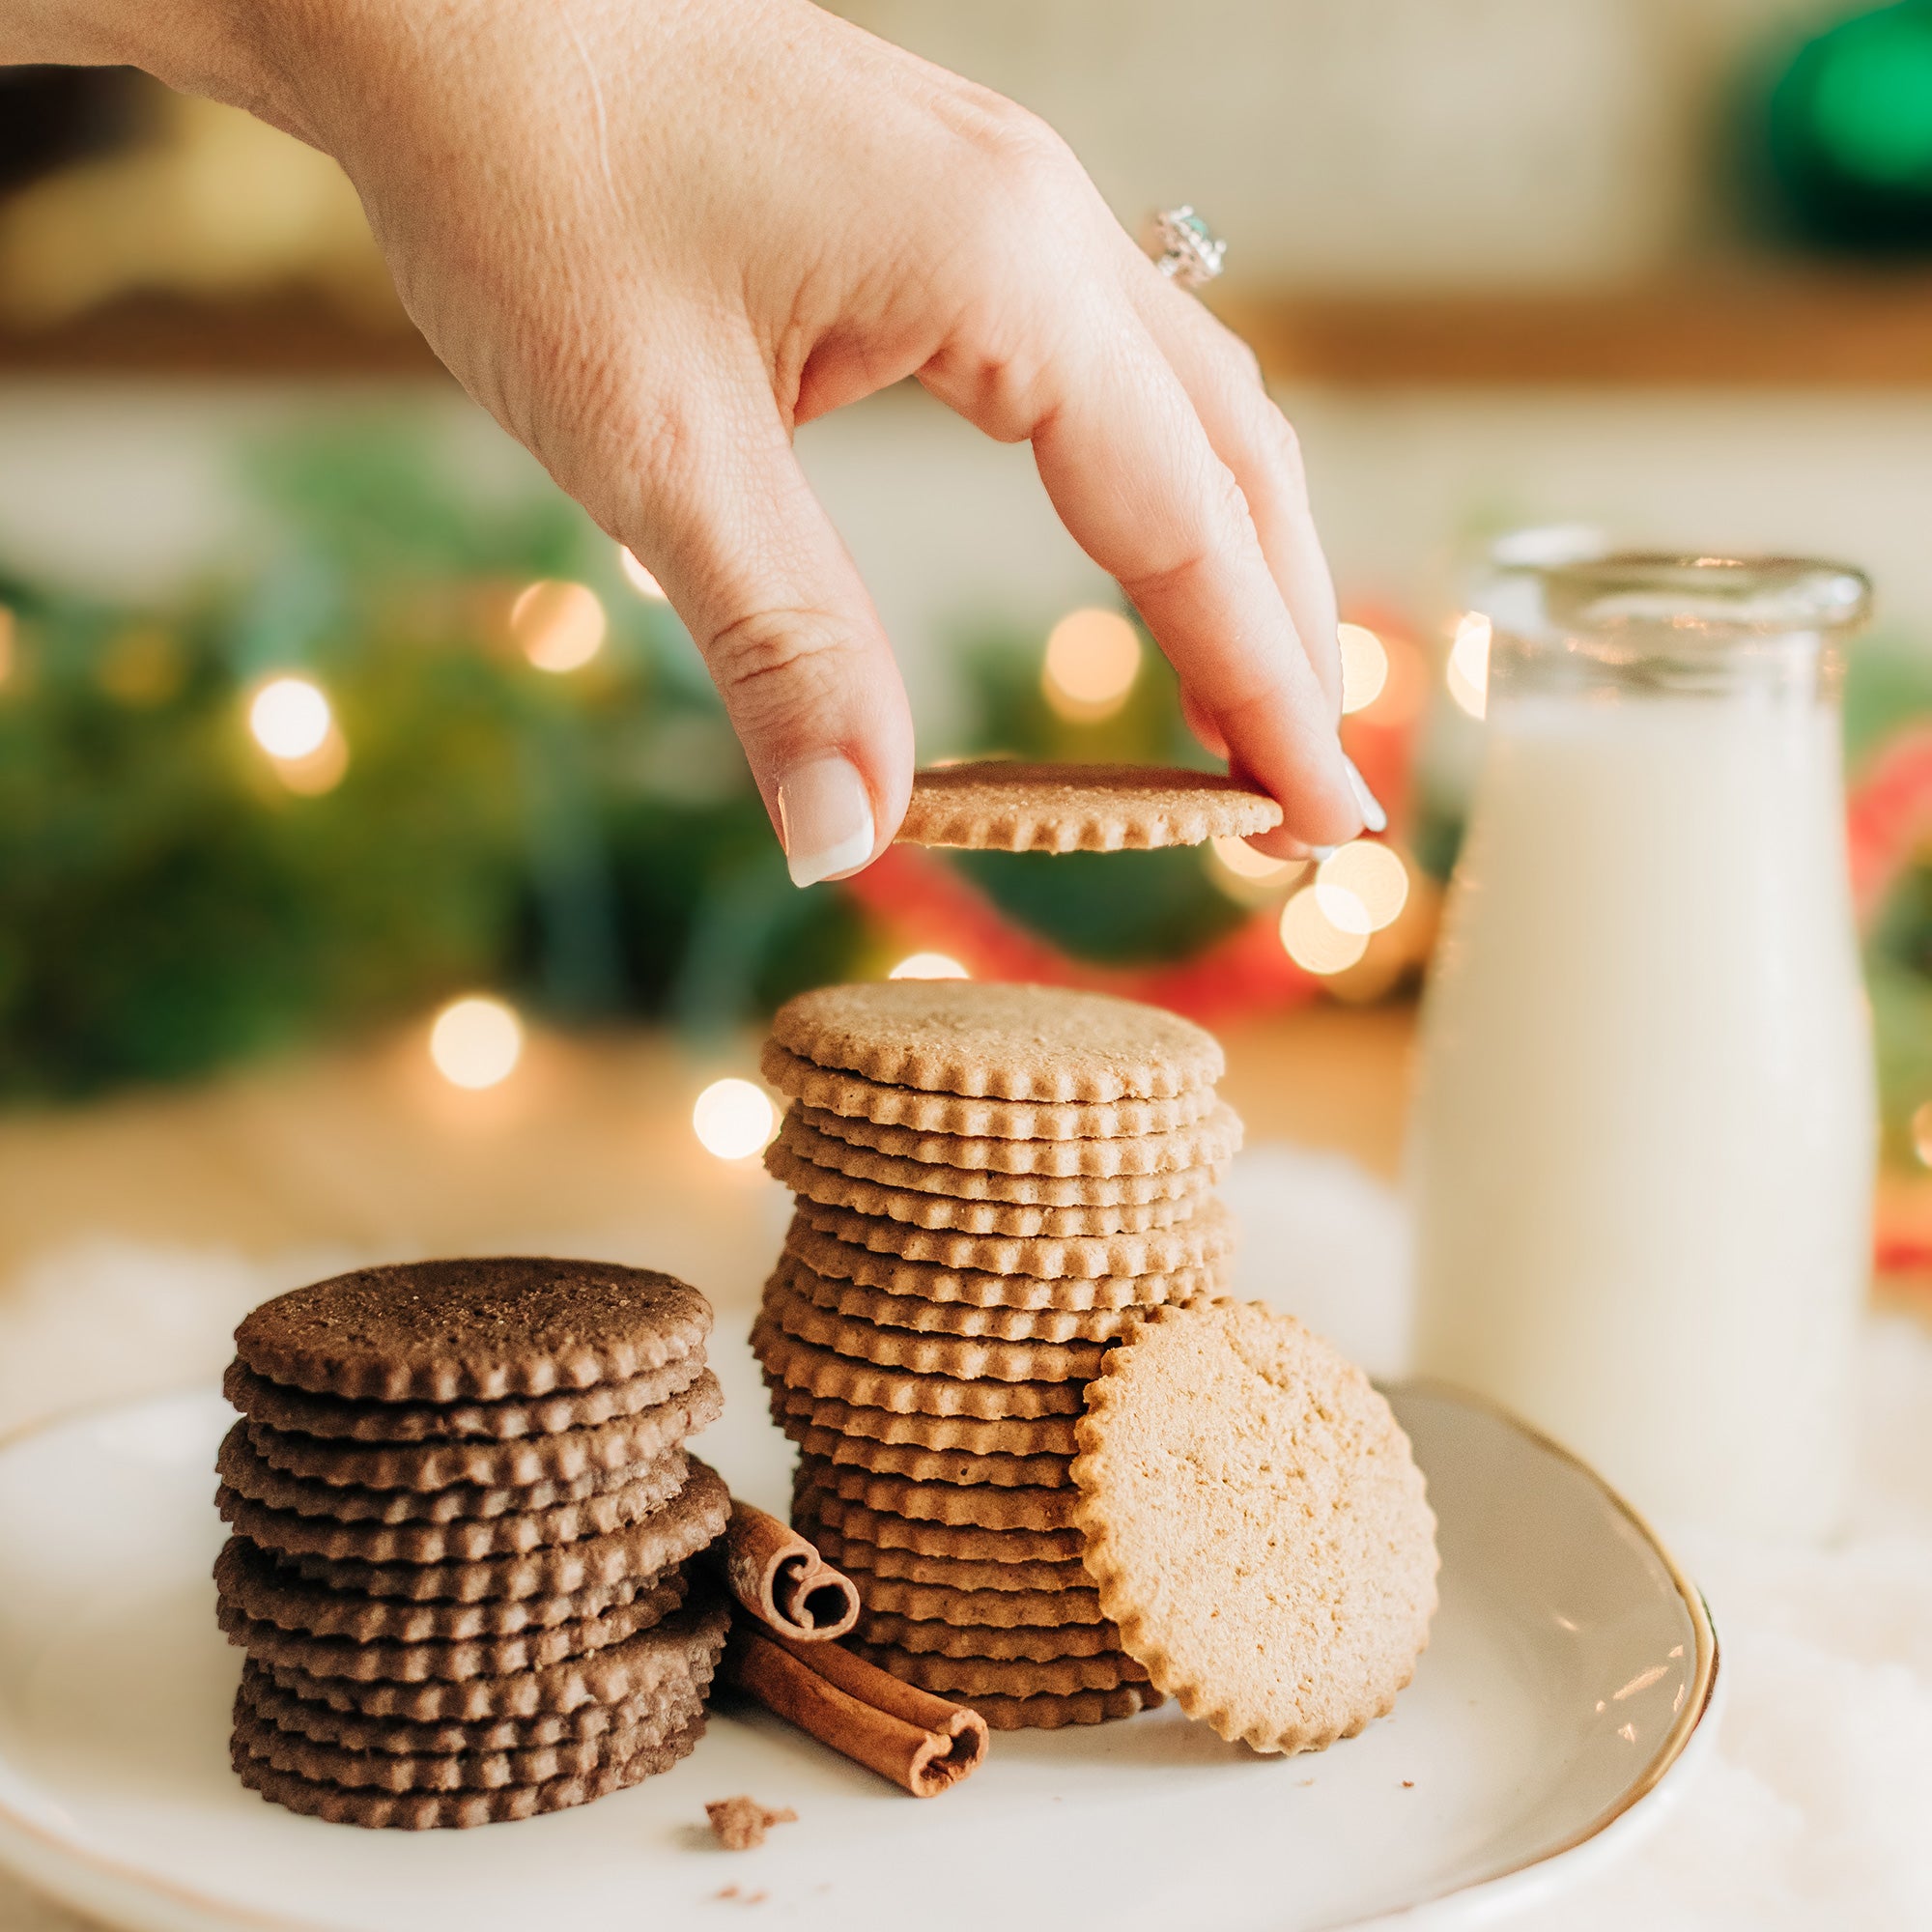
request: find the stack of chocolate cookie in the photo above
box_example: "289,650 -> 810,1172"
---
751,981 -> 1241,1731
213,1258 -> 733,1829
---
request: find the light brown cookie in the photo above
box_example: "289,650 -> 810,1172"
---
785,1423 -> 1073,1490
1073,1300 -> 1439,1755
753,1318 -> 1081,1419
762,1274 -> 1110,1383
216,1456 -> 690,1567
213,1422 -> 658,1525
778,1109 -> 1220,1206
770,980 -> 1223,1103
222,1355 -> 702,1444
849,1642 -> 1149,1698
217,1573 -> 688,1683
856,1575 -> 1105,1627
272,1460 -> 729,1603
766,1141 -> 1201,1236
238,1659 -> 703,1756
785,1217 -> 1208,1311
779,1257 -> 1139,1344
811,1527 -> 1089,1596
799,1099 -> 1244,1177
261,1598 -> 732,1722
232,1689 -> 702,1793
852,1611 -> 1122,1661
798,1458 -> 1079,1530
966,1686 -> 1161,1730
795,1197 -> 1232,1282
771,1384 -> 1079,1457
244,1372 -> 722,1492
234,1257 -> 712,1403
762,1042 -> 1217,1141
793,1490 -> 1084,1564
232,1717 -> 703,1829
215,1537 -> 673,1642
897,762 -> 1281,854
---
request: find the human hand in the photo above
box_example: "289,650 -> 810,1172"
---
14,0 -> 1368,877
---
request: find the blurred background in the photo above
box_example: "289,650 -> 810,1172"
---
1,0 -> 1931,1402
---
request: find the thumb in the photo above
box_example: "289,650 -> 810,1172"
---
631,387 -> 913,888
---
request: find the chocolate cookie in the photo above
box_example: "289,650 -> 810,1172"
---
235,1257 -> 713,1403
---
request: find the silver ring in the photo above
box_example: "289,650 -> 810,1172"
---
1151,206 -> 1226,290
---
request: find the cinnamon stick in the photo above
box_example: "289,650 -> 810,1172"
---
720,1496 -> 861,1641
721,1621 -> 989,1798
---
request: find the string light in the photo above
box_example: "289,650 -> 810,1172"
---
889,952 -> 970,980
1913,1100 -> 1932,1169
1446,612 -> 1492,720
275,727 -> 350,796
512,581 -> 607,673
693,1078 -> 776,1159
1207,834 -> 1305,903
617,547 -> 668,600
428,996 -> 524,1090
1337,623 -> 1389,715
1042,608 -> 1141,722
249,677 -> 332,760
1315,841 -> 1409,935
1279,888 -> 1369,975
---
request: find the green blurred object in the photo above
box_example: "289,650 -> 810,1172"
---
1767,1 -> 1932,247
0,422 -> 861,1099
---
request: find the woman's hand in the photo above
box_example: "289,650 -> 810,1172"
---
11,0 -> 1367,878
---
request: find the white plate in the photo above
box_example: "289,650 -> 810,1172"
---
0,1374 -> 1717,1932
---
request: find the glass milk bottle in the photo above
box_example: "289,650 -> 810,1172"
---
1409,555 -> 1874,1538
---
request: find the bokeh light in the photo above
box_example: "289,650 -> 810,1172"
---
617,547 -> 668,600
512,580 -> 607,672
428,996 -> 524,1090
1042,608 -> 1141,721
1208,834 -> 1305,902
1446,611 -> 1492,720
1914,1099 -> 1932,1169
274,726 -> 350,797
1315,841 -> 1409,935
249,677 -> 332,760
889,952 -> 970,980
1279,889 -> 1370,975
1337,623 -> 1389,715
693,1078 -> 777,1159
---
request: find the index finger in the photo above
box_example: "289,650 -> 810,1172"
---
952,298 -> 1362,851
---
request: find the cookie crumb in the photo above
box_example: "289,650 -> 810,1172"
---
1402,1779 -> 1415,1789
705,1796 -> 798,1851
716,1886 -> 739,1900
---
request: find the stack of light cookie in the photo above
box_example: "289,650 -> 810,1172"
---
751,980 -> 1241,1732
213,1257 -> 733,1830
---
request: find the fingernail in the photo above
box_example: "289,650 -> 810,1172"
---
1343,755 -> 1387,835
778,755 -> 876,888
1309,845 -> 1337,863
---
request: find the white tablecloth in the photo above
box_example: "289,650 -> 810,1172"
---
3,1146 -> 1928,1930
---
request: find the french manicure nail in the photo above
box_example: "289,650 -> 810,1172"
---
1343,755 -> 1387,835
778,755 -> 876,888
1309,845 -> 1337,862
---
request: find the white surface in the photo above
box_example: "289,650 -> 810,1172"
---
0,1372 -> 1709,1932
3,1147 -> 1930,1929
1411,684 -> 1873,1537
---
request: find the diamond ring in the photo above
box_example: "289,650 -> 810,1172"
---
1151,206 -> 1226,290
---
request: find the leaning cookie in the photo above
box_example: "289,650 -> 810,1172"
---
1071,1300 -> 1438,1755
